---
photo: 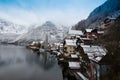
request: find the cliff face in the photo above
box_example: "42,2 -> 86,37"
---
73,0 -> 120,30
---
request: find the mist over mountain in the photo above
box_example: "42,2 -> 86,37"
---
36,21 -> 57,31
0,18 -> 27,34
0,17 -> 68,44
13,21 -> 68,44
73,0 -> 120,29
0,18 -> 27,43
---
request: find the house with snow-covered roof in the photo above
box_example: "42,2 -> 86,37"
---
66,30 -> 83,39
81,45 -> 110,80
63,39 -> 77,56
68,30 -> 83,35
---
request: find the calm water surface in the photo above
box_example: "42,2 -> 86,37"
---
0,45 -> 63,80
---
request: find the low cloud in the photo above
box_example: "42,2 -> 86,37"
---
0,8 -> 89,27
0,0 -> 106,27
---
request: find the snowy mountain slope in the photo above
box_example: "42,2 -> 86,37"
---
0,18 -> 28,43
0,18 -> 27,34
73,0 -> 120,29
37,21 -> 57,30
106,10 -> 120,19
13,21 -> 67,44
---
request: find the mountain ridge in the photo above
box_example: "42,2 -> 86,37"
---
12,21 -> 67,44
73,0 -> 120,29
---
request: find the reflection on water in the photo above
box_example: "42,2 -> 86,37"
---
0,45 -> 63,80
26,51 -> 56,70
0,45 -> 27,66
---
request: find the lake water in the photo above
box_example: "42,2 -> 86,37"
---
0,45 -> 63,80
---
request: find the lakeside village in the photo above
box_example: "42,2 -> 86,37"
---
26,27 -> 110,80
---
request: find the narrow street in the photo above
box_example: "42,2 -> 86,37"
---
0,45 -> 63,80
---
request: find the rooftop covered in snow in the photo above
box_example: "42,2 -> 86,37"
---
68,30 -> 83,36
69,62 -> 81,69
81,45 -> 107,62
97,31 -> 104,34
65,39 -> 76,46
85,29 -> 93,33
76,72 -> 89,80
71,54 -> 79,58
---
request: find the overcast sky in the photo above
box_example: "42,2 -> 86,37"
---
0,0 -> 107,26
